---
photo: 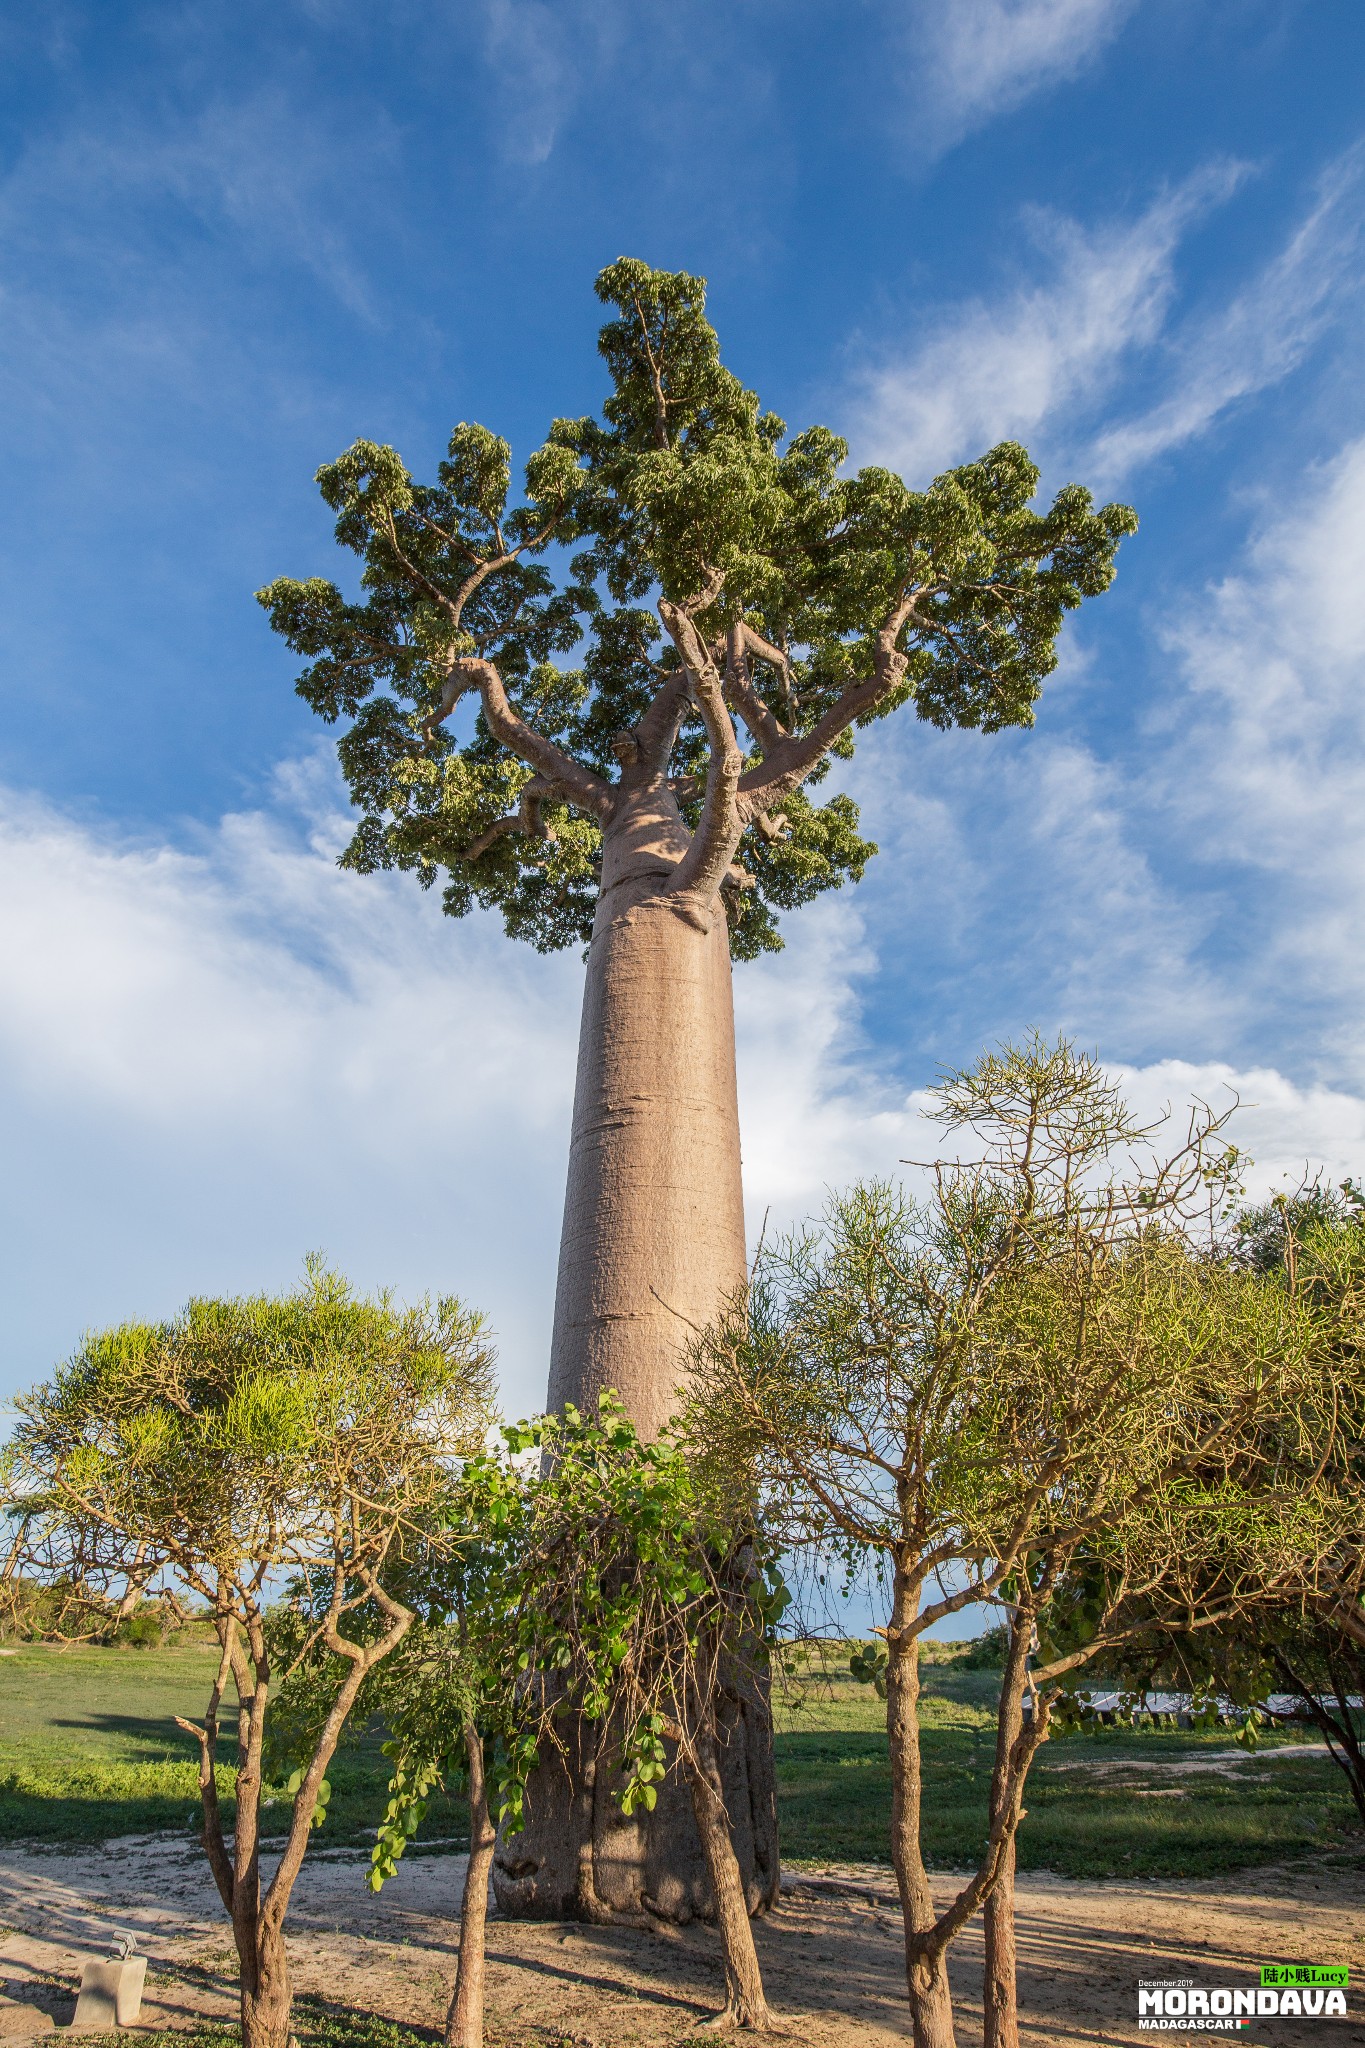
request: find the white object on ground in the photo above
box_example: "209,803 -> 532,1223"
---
71,1956 -> 147,2031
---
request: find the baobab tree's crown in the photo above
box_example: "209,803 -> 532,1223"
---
259,258 -> 1136,958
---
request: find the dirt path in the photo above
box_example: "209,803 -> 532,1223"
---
0,1836 -> 1361,2046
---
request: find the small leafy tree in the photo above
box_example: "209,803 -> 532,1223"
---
508,1398 -> 788,2032
1233,1176 -> 1365,1651
1093,1175 -> 1365,1823
297,1440 -> 537,2048
347,1399 -> 787,2038
0,1263 -> 496,2048
690,1041 -> 1341,2048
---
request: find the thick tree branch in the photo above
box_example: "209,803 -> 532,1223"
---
261,1574 -> 413,1934
677,564 -> 725,619
736,587 -> 922,811
634,668 -> 692,773
424,657 -> 613,821
176,1625 -> 236,1916
658,601 -> 745,917
462,776 -> 559,861
921,1708 -> 1051,1964
382,514 -> 511,636
723,622 -> 788,753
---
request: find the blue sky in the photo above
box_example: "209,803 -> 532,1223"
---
3,0 -> 1365,1428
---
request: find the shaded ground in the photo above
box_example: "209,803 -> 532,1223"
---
0,1835 -> 1362,2047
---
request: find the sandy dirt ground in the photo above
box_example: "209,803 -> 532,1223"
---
0,1835 -> 1361,2047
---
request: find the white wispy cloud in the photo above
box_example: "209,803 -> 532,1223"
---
478,0 -> 628,166
1155,432 -> 1365,1079
847,165 -> 1240,480
0,84 -> 391,330
848,146 -> 1364,488
1092,146 -> 1365,482
897,0 -> 1137,157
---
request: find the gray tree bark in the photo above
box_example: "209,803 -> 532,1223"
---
495,765 -> 780,1922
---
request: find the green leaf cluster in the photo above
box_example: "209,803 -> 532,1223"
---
344,1393 -> 785,1868
260,261 -> 1135,956
688,1038 -> 1349,1646
1,1259 -> 497,1590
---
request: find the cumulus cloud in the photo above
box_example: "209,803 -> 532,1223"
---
0,768 -> 580,1411
6,437 -> 1365,1407
4,733 -> 1362,1419
1114,1059 -> 1365,1197
0,764 -> 954,1410
821,407 -> 1365,1140
899,0 -> 1137,156
0,769 -> 929,1411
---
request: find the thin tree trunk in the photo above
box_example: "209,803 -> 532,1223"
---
1270,1642 -> 1365,1827
547,788 -> 747,1441
571,1717 -> 610,1922
983,1838 -> 1018,2048
886,1575 -> 956,2048
114,1541 -> 147,1622
240,1923 -> 292,2048
983,1615 -> 1032,2048
685,1716 -> 773,2032
446,1723 -> 496,2048
232,1744 -> 271,2048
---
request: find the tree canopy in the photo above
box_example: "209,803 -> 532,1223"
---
0,1263 -> 497,2048
261,259 -> 1137,958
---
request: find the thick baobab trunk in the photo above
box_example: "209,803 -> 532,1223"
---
546,792 -> 748,1437
496,774 -> 779,1923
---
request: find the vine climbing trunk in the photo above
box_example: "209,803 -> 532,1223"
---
494,768 -> 780,1923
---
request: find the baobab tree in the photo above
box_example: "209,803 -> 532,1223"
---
260,258 -> 1136,1916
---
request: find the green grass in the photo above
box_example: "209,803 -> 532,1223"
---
78,1995 -> 439,2048
3,1641 -> 1362,1881
0,1642 -> 467,1850
772,1657 -> 1365,1880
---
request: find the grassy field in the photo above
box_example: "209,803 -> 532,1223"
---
773,1656 -> 1364,1878
0,1643 -> 468,1850
2,1641 -> 1361,1880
